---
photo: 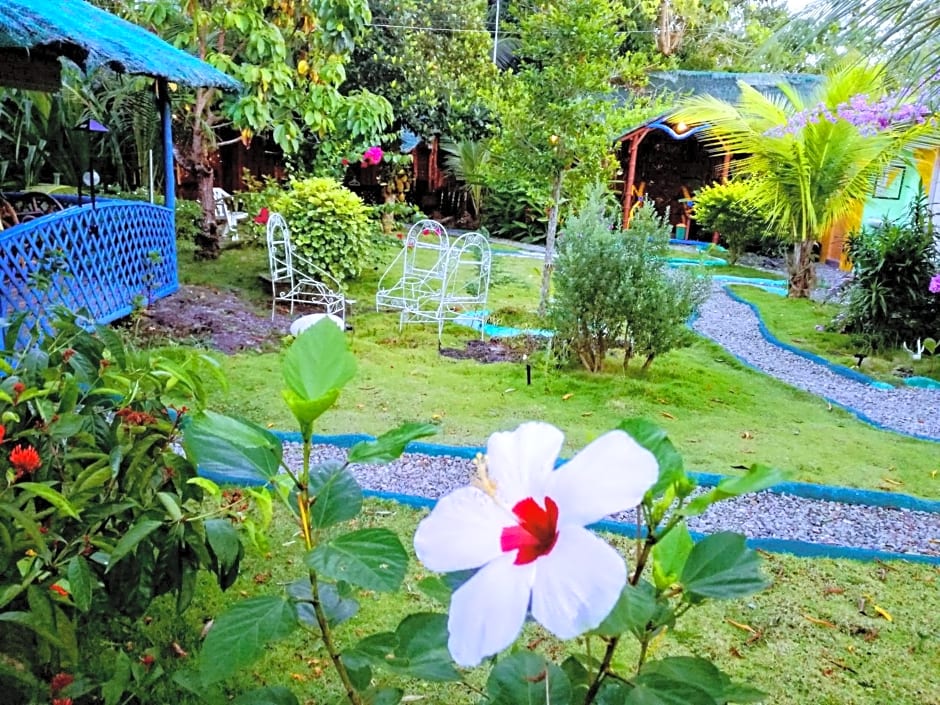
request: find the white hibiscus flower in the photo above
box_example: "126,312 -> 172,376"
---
414,421 -> 658,667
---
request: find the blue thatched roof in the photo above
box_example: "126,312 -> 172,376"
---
0,0 -> 239,90
647,70 -> 822,104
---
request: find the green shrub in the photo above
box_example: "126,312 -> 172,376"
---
693,179 -> 776,264
0,311 -> 255,702
551,190 -> 708,371
175,198 -> 203,242
838,197 -> 940,350
480,181 -> 548,242
271,177 -> 375,282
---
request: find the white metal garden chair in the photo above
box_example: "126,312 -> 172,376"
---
399,231 -> 492,340
265,213 -> 347,325
213,187 -> 249,240
375,219 -> 450,312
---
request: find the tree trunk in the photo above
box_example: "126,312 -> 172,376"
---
191,86 -> 221,261
786,239 -> 817,298
537,173 -> 564,316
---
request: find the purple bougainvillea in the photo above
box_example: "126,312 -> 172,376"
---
766,93 -> 933,137
929,273 -> 940,294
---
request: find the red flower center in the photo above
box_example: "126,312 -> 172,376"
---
500,496 -> 559,565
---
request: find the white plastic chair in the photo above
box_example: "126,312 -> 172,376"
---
213,187 -> 249,240
375,219 -> 450,312
399,231 -> 492,340
265,213 -> 347,325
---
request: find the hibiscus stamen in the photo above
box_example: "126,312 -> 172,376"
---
500,496 -> 559,565
471,453 -> 499,498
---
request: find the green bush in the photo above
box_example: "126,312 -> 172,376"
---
551,190 -> 708,372
693,179 -> 776,264
0,311 -> 255,702
272,177 -> 375,282
838,197 -> 940,350
175,198 -> 203,242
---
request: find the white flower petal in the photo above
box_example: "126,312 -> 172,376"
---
547,430 -> 658,526
414,487 -> 510,573
530,525 -> 627,639
447,554 -> 535,667
487,422 -> 564,504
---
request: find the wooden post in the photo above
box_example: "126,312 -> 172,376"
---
622,128 -> 648,229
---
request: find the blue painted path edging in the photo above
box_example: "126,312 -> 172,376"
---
196,431 -> 939,566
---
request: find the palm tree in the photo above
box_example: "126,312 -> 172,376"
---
672,62 -> 940,297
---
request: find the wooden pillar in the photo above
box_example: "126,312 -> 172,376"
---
622,128 -> 648,229
157,79 -> 176,216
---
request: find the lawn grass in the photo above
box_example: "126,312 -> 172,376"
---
145,501 -> 940,705
729,285 -> 940,384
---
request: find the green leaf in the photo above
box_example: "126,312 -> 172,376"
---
486,652 -> 572,705
341,650 -> 373,691
346,422 -> 438,464
353,613 -> 460,682
625,672 -> 716,705
640,657 -> 765,704
282,388 -> 339,440
681,533 -> 768,603
594,579 -> 670,640
363,688 -> 403,705
618,419 -> 685,496
281,320 -> 356,432
200,596 -> 299,685
561,655 -> 591,704
683,465 -> 790,517
232,686 -> 300,705
307,528 -> 408,592
416,576 -> 452,606
288,579 -> 359,628
15,482 -> 80,519
183,410 -> 283,484
106,519 -> 163,572
205,518 -> 243,589
308,462 -> 362,529
67,555 -> 94,613
652,522 -> 694,591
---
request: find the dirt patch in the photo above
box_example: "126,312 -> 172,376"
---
128,285 -> 291,353
439,335 -> 547,364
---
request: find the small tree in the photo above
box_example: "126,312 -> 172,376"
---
551,190 -> 707,371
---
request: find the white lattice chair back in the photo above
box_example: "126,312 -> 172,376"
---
442,231 -> 491,309
266,213 -> 292,284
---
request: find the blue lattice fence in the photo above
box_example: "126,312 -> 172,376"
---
0,199 -> 178,347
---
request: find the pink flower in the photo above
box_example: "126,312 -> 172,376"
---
929,273 -> 940,294
362,146 -> 384,166
414,422 -> 658,667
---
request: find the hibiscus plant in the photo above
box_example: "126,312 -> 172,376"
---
182,319 -> 788,705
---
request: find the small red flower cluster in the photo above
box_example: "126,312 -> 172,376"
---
49,584 -> 70,598
50,671 -> 73,704
12,381 -> 25,403
10,443 -> 41,480
116,407 -> 157,426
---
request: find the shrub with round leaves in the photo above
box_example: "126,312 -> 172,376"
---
272,177 -> 376,283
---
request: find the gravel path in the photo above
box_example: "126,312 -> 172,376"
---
290,443 -> 940,559
693,282 -> 940,441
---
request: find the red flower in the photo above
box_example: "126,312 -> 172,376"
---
62,348 -> 76,363
50,672 -> 74,693
52,699 -> 72,705
10,444 -> 41,476
341,158 -> 349,167
0,425 -> 4,444
253,207 -> 270,225
49,584 -> 70,598
140,653 -> 156,668
12,382 -> 25,403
